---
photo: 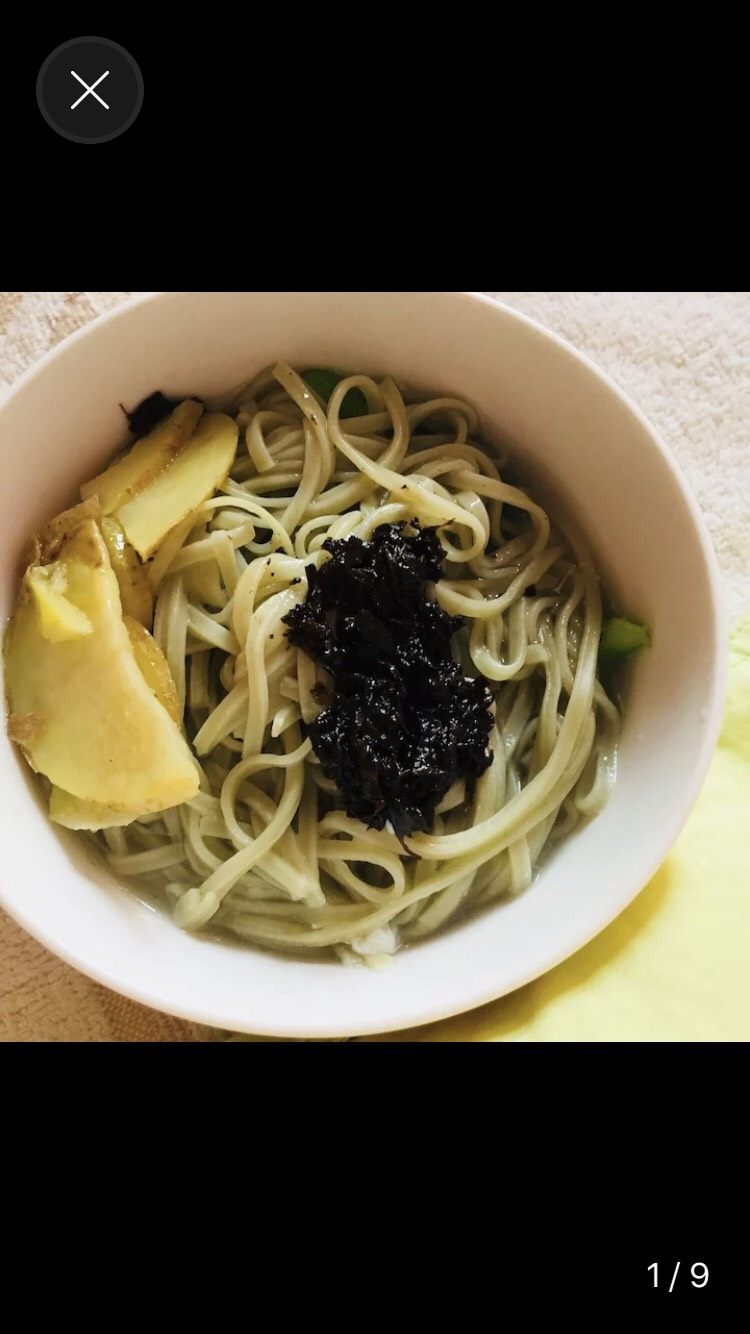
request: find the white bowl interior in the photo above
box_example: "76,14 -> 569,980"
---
0,292 -> 726,1036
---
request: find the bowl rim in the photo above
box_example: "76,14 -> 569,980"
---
0,290 -> 729,1038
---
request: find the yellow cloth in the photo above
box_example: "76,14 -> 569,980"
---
366,617 -> 750,1042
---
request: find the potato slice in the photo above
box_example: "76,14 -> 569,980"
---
80,400 -> 204,514
27,566 -> 93,642
115,413 -> 239,560
49,787 -> 144,831
100,517 -> 153,628
124,615 -> 180,723
49,620 -> 182,827
4,519 -> 199,811
36,497 -> 103,564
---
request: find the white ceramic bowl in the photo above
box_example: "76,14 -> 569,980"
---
0,292 -> 727,1038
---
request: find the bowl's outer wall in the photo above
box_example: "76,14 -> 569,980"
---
0,292 -> 727,1036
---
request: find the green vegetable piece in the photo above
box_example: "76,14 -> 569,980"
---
302,368 -> 368,419
599,617 -> 652,660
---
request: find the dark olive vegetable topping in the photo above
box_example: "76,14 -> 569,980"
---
121,392 -> 202,437
284,523 -> 494,837
302,368 -> 368,420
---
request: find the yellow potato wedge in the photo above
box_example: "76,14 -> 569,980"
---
81,399 -> 204,514
116,413 -> 239,560
124,615 -> 181,723
36,497 -> 103,564
4,519 -> 199,811
49,787 -> 143,831
100,516 -> 153,628
27,566 -> 93,642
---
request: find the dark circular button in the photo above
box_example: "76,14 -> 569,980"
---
37,37 -> 143,144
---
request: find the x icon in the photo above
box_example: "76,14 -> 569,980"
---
70,69 -> 110,110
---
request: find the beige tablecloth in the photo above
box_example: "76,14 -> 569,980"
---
1,291 -> 748,1041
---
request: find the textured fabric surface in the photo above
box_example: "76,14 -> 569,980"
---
1,290 -> 748,1042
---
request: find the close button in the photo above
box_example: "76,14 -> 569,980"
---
37,37 -> 143,144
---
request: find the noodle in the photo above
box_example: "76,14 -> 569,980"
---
98,363 -> 620,963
